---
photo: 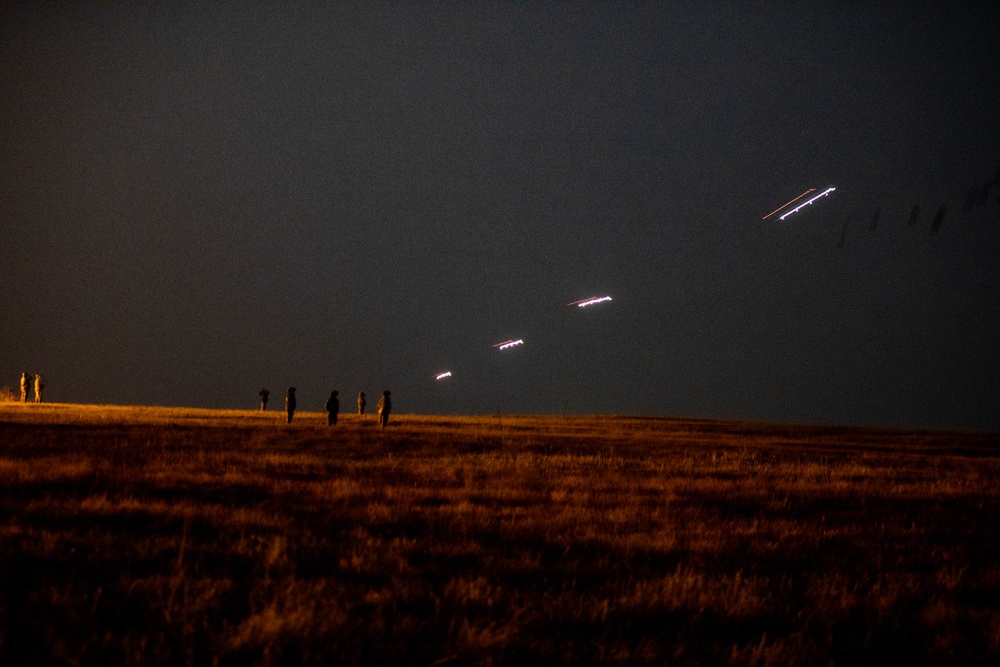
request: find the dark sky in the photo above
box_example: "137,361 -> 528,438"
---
3,3 -> 999,430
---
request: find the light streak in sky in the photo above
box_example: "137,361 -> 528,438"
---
568,296 -> 613,308
434,371 -> 452,380
762,188 -> 815,220
777,187 -> 836,220
493,339 -> 524,350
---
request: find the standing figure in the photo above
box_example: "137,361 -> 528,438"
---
357,391 -> 367,416
325,390 -> 339,426
33,374 -> 44,403
20,372 -> 30,403
259,388 -> 270,411
285,387 -> 296,424
377,390 -> 391,428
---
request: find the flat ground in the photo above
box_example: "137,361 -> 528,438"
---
1,403 -> 998,666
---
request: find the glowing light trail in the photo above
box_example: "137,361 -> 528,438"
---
493,339 -> 524,350
568,296 -> 613,308
762,188 -> 815,220
434,372 -> 452,380
778,187 -> 836,221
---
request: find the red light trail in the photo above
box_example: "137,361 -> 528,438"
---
762,188 -> 815,220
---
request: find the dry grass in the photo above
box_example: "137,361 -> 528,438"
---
1,402 -> 998,666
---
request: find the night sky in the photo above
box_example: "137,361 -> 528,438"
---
3,3 -> 999,431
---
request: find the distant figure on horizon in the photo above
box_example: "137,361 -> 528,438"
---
326,390 -> 339,426
259,387 -> 270,411
33,374 -> 44,403
377,390 -> 391,428
20,372 -> 30,403
357,391 -> 366,416
285,387 -> 296,424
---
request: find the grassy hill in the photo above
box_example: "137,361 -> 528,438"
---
1,403 -> 998,665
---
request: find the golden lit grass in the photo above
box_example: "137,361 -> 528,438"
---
1,402 -> 998,665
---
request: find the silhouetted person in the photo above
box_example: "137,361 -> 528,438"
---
326,390 -> 339,426
285,387 -> 296,424
259,387 -> 270,411
868,207 -> 881,231
357,391 -> 367,415
19,372 -> 30,403
837,214 -> 850,250
931,206 -> 947,233
33,374 -> 44,403
377,390 -> 391,428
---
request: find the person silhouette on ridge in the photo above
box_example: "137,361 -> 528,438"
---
326,390 -> 339,426
377,390 -> 391,428
285,387 -> 296,424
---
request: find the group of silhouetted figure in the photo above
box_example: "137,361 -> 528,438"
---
838,164 -> 1000,249
17,372 -> 44,403
258,387 -> 392,427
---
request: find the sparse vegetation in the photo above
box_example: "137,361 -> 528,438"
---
1,403 -> 998,666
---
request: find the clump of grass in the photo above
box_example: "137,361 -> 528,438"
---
0,403 -> 998,665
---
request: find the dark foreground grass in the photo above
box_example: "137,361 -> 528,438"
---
1,403 -> 998,666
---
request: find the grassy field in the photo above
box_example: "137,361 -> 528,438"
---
1,402 -> 998,666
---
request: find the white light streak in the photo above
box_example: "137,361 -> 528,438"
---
778,187 -> 836,221
568,296 -> 613,307
434,371 -> 452,380
493,339 -> 524,350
